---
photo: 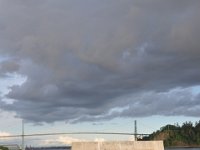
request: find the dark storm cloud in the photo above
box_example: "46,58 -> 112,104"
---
0,0 -> 200,123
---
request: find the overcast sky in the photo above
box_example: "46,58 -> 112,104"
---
1,0 -> 200,144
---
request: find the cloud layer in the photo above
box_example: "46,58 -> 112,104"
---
0,0 -> 200,123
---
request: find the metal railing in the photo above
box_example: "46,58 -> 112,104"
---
0,132 -> 150,138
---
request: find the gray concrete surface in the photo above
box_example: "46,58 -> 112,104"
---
72,141 -> 164,150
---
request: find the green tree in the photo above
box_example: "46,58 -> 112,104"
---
142,120 -> 200,147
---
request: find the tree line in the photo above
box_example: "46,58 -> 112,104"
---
141,121 -> 200,147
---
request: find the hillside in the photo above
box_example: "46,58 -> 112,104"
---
141,121 -> 200,147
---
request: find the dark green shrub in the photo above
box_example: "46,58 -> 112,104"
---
0,146 -> 9,150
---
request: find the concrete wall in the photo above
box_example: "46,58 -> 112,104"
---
72,141 -> 164,150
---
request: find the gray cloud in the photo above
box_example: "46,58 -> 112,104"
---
0,0 -> 200,123
0,60 -> 20,77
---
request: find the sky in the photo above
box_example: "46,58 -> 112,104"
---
1,0 -> 200,146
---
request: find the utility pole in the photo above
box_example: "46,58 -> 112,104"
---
134,120 -> 137,141
22,120 -> 24,150
168,124 -> 170,136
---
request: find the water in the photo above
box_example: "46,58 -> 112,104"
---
165,148 -> 200,150
27,146 -> 200,150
